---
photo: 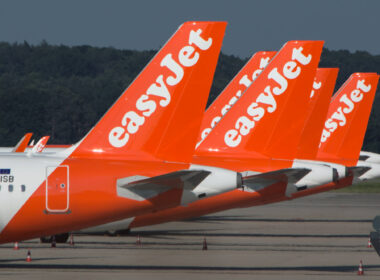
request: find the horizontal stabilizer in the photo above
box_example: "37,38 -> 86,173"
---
348,166 -> 371,177
117,170 -> 211,201
359,155 -> 370,161
242,168 -> 310,191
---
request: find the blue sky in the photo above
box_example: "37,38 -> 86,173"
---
1,0 -> 379,58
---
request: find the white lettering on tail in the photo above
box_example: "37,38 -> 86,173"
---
109,29 -> 212,148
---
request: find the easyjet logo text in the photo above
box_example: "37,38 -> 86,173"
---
108,29 -> 213,148
199,56 -> 271,143
320,79 -> 371,143
310,80 -> 322,98
224,47 -> 313,148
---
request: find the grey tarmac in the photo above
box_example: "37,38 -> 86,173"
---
1,192 -> 380,280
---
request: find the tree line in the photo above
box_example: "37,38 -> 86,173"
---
0,41 -> 379,152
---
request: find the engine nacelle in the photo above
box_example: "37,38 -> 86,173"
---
293,159 -> 347,181
291,159 -> 338,191
180,164 -> 241,205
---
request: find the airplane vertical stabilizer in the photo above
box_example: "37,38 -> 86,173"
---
296,68 -> 339,159
71,22 -> 227,163
12,133 -> 33,153
197,41 -> 324,162
317,73 -> 379,166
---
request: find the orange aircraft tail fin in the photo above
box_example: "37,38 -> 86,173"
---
296,68 -> 339,159
197,51 -> 276,144
31,136 -> 50,154
72,22 -> 226,163
12,133 -> 33,153
197,41 -> 323,161
317,73 -> 379,166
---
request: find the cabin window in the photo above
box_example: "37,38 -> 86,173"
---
21,185 -> 26,192
8,185 -> 13,192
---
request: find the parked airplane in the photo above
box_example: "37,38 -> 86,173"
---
0,21 -> 249,243
79,41 -> 332,233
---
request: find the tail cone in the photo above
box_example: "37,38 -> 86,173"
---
13,242 -> 19,250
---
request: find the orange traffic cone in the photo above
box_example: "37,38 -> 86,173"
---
367,238 -> 372,248
202,237 -> 208,250
136,235 -> 142,246
69,234 -> 75,246
51,236 -> 56,248
26,250 -> 32,262
358,260 -> 364,275
13,242 -> 19,250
